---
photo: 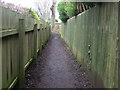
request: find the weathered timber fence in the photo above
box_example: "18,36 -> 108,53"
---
0,6 -> 51,89
60,2 -> 119,88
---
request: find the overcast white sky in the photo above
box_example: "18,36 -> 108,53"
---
1,0 -> 61,21
1,0 -> 56,8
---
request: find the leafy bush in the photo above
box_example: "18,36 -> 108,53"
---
57,2 -> 69,22
46,19 -> 50,24
57,1 -> 97,22
29,8 -> 40,20
57,1 -> 78,22
65,2 -> 77,17
55,19 -> 58,22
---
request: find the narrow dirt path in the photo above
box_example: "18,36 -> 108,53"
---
25,33 -> 94,88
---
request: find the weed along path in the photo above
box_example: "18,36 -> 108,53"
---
25,33 -> 94,88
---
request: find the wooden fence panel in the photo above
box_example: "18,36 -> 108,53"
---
2,34 -> 19,88
61,2 -> 118,88
0,6 -> 51,89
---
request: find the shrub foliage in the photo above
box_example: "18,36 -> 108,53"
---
57,1 -> 97,22
29,8 -> 40,20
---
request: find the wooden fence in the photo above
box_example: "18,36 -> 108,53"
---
0,7 -> 51,89
60,2 -> 119,88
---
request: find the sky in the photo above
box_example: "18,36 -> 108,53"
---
1,0 -> 61,21
2,0 -> 37,8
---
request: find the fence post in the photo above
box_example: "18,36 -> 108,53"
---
18,19 -> 25,88
49,25 -> 51,37
0,38 -> 2,90
46,25 -> 48,41
44,24 -> 46,43
40,24 -> 42,53
118,2 -> 120,88
42,23 -> 45,45
0,39 -> 2,90
42,25 -> 44,47
33,24 -> 37,61
0,6 -> 2,90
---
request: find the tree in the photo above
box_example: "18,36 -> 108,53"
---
65,2 -> 77,18
57,1 -> 77,22
50,0 -> 56,31
57,0 -> 97,23
57,1 -> 69,22
35,0 -> 51,20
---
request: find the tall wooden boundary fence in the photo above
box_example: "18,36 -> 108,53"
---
0,7 -> 51,89
60,2 -> 119,88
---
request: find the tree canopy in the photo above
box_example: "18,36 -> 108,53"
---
57,2 -> 69,22
57,1 -> 97,22
65,2 -> 77,17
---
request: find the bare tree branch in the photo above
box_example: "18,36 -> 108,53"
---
50,0 -> 56,31
35,0 -> 51,20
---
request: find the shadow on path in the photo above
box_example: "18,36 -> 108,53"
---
25,32 -> 94,88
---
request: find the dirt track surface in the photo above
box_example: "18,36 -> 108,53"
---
25,33 -> 94,88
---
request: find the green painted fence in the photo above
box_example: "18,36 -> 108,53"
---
60,2 -> 119,88
0,6 -> 51,89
